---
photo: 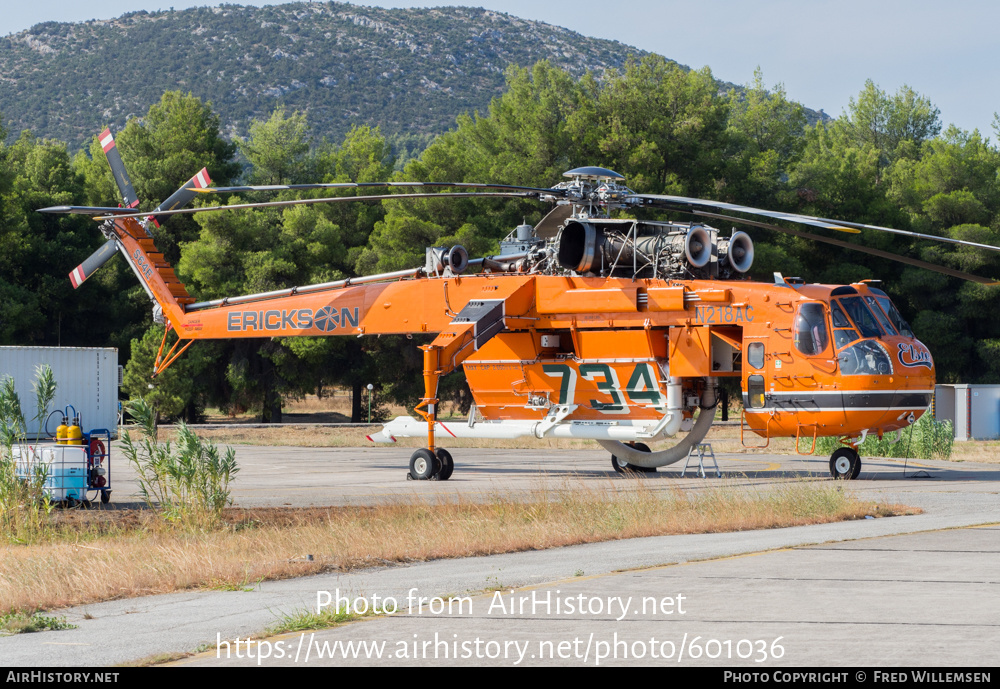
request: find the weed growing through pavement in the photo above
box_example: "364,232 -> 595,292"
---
121,398 -> 239,525
0,610 -> 76,635
267,606 -> 359,635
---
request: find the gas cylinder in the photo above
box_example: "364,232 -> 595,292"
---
66,416 -> 84,446
56,416 -> 69,445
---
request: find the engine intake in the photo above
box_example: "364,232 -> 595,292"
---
719,231 -> 754,274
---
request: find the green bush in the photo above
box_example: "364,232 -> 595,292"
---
0,366 -> 57,543
121,398 -> 239,523
816,412 -> 954,460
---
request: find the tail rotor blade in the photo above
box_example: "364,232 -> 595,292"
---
69,238 -> 119,289
99,128 -> 140,210
147,167 -> 213,227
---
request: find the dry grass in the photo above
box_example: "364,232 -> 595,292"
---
0,483 -> 914,615
944,441 -> 1000,464
202,392 -> 444,424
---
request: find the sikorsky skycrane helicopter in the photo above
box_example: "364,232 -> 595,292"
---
42,129 -> 1000,481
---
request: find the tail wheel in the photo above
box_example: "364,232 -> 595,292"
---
435,449 -> 454,481
830,447 -> 861,480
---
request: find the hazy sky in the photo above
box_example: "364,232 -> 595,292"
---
4,1 -> 997,138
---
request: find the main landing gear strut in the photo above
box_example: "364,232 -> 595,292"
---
407,342 -> 457,481
829,446 -> 862,480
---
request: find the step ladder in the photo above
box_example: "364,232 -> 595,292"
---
682,443 -> 721,478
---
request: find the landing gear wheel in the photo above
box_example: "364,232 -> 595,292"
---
435,449 -> 454,481
409,448 -> 439,481
611,442 -> 657,474
830,447 -> 861,480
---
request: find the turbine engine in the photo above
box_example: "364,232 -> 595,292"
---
553,220 -> 753,280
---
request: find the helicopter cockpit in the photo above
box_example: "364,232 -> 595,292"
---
792,284 -> 927,377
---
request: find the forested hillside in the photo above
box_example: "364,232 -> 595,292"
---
1,55 -> 997,422
0,2 -> 649,149
0,2 -> 830,152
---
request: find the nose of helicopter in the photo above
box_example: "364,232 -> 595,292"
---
858,336 -> 935,434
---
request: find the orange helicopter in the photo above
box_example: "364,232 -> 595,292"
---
43,130 -> 1000,481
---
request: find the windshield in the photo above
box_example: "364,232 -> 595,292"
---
865,296 -> 897,335
874,296 -> 914,338
837,297 -> 884,338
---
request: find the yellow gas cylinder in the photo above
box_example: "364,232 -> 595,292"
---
66,417 -> 84,446
56,417 -> 69,445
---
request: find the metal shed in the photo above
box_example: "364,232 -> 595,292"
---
0,347 -> 120,439
934,384 -> 1000,441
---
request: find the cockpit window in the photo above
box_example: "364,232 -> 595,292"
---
794,302 -> 830,356
875,296 -> 914,338
837,297 -> 884,338
839,340 -> 894,376
834,329 -> 859,349
865,296 -> 897,335
831,301 -> 851,328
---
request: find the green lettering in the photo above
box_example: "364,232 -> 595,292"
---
626,364 -> 661,405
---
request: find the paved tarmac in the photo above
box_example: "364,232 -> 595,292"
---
2,446 -> 998,667
186,526 -> 1000,667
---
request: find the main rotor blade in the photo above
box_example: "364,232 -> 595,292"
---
38,206 -> 136,215
799,214 -> 1000,252
94,191 -> 540,221
638,193 -> 1000,253
192,181 -> 561,195
99,128 -> 140,210
695,211 -> 1000,286
69,238 -> 119,289
637,193 -> 861,233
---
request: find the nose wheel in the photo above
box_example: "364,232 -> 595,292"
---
408,448 -> 455,481
830,447 -> 861,480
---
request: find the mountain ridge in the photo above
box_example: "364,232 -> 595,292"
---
0,2 -> 826,149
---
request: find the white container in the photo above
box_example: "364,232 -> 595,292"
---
13,445 -> 90,502
934,384 -> 1000,441
0,347 -> 120,439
